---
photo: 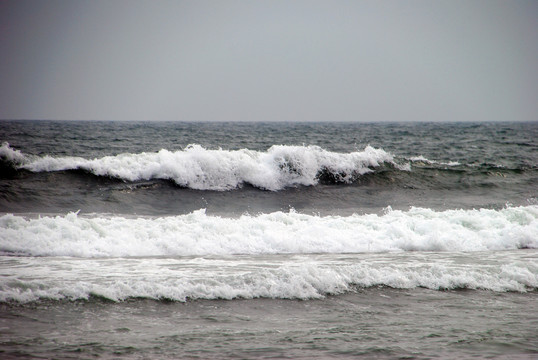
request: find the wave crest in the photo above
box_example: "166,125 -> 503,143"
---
0,143 -> 399,190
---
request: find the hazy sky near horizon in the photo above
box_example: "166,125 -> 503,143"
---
1,0 -> 537,122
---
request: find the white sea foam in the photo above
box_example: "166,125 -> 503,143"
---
408,155 -> 461,166
1,206 -> 536,258
0,142 -> 26,164
0,251 -> 535,303
0,143 -> 398,190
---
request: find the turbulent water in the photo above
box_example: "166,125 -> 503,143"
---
0,120 -> 537,359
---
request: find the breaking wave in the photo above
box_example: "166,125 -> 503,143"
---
0,142 -> 402,190
1,206 -> 536,258
1,203 -> 537,303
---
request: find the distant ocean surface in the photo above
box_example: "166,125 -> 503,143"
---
1,120 -> 537,359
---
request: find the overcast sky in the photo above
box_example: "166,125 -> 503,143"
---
1,0 -> 537,122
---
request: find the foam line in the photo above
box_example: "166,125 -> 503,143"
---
0,251 -> 535,303
1,206 -> 536,258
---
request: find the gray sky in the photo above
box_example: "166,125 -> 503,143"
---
1,0 -> 537,122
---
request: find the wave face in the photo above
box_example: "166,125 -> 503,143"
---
0,142 -> 400,191
1,206 -> 536,258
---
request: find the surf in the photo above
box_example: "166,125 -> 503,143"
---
1,205 -> 536,258
0,142 -> 407,190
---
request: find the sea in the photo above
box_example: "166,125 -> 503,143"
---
0,120 -> 537,359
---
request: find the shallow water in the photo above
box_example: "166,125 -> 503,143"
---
2,288 -> 537,359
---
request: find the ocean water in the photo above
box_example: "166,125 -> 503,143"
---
0,120 -> 537,359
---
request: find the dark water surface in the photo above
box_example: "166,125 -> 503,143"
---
2,289 -> 537,359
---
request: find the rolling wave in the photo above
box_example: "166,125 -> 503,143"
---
1,142 -> 402,191
2,142 -> 535,195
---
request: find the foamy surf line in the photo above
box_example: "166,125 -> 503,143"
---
0,142 -> 402,190
1,251 -> 536,303
1,206 -> 536,258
